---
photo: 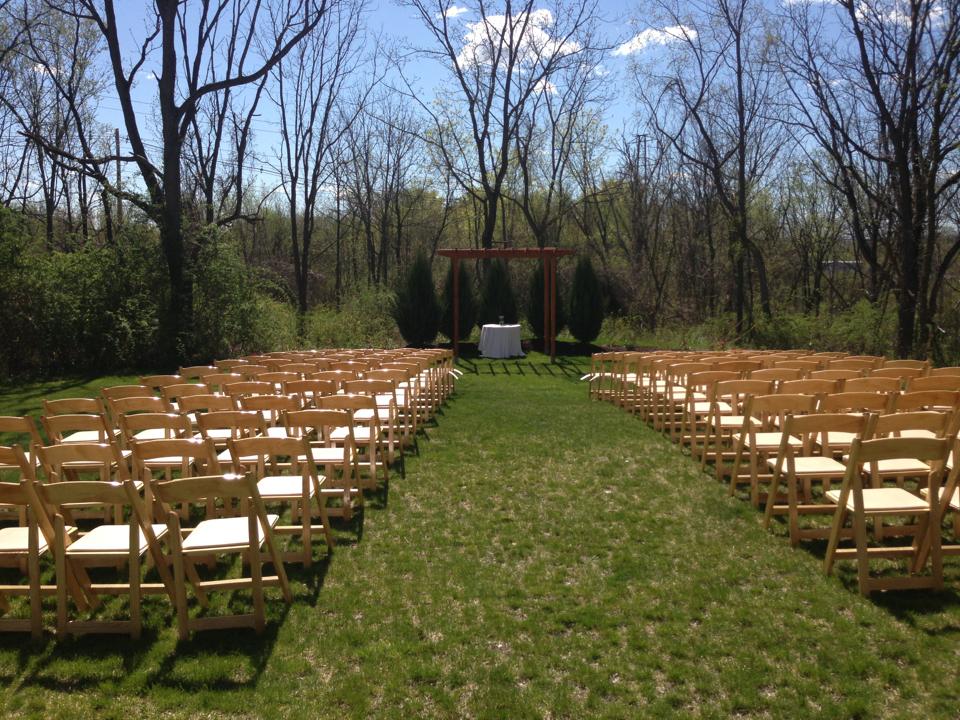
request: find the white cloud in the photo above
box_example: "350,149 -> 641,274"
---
612,25 -> 695,57
444,5 -> 470,18
534,78 -> 558,94
457,8 -> 581,68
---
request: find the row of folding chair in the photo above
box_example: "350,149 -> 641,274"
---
590,349 -> 960,595
0,346 -> 458,639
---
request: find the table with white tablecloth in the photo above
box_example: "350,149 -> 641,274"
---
478,324 -> 524,358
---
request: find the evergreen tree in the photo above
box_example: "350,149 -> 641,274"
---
479,259 -> 518,324
526,263 -> 566,338
440,261 -> 477,341
392,250 -> 441,346
568,256 -> 604,344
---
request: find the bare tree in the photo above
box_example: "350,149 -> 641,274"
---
780,0 -> 960,357
272,0 -> 367,316
26,0 -> 329,360
401,0 -> 601,249
637,0 -> 785,333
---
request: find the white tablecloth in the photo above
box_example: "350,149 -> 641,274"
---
479,324 -> 524,358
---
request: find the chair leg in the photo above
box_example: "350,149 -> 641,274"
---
249,514 -> 265,634
54,515 -> 68,638
129,521 -> 141,640
27,516 -> 42,640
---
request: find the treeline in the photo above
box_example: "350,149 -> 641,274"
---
0,0 -> 959,377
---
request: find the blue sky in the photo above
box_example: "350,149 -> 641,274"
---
97,1 -> 651,184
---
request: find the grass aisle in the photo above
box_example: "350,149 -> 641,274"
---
2,358 -> 959,718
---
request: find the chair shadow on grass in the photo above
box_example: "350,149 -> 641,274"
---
768,515 -> 960,622
0,377 -> 107,415
0,529 -> 343,697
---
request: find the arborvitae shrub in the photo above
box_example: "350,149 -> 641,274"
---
568,256 -> 604,344
479,259 -> 518,324
526,263 -> 566,338
392,250 -> 441,347
439,261 -> 477,341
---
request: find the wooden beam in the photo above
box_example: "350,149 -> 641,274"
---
452,256 -> 460,358
542,257 -> 549,356
550,257 -> 558,361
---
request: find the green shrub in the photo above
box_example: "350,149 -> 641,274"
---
0,214 -> 164,376
749,301 -> 895,355
568,257 -> 604,344
304,286 -> 401,348
526,263 -> 566,338
479,259 -> 518,324
439,261 -> 477,342
392,250 -> 441,347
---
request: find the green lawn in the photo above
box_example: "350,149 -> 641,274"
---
1,355 -> 959,718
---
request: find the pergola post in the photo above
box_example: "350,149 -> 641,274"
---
452,255 -> 460,359
542,257 -> 550,356
550,256 -> 558,361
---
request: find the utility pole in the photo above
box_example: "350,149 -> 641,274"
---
115,128 -> 122,226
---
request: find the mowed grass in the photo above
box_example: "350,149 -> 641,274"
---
1,356 -> 959,718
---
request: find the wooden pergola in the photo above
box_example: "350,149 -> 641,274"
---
437,247 -> 575,361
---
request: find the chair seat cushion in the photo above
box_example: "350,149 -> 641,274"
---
919,486 -> 960,510
713,415 -> 757,429
307,447 -> 352,464
257,475 -> 313,499
733,432 -> 801,449
766,455 -> 847,475
67,523 -> 168,555
181,514 -> 280,552
863,459 -> 931,475
825,487 -> 928,513
0,526 -> 49,554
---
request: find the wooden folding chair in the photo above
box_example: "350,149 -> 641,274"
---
284,409 -> 363,521
229,436 -> 334,566
344,379 -> 403,473
254,372 -> 300,392
42,412 -> 120,447
884,359 -> 930,373
843,376 -> 902,394
155,472 -> 292,639
178,393 -> 237,426
283,379 -> 337,411
0,416 -> 44,474
237,394 -> 301,439
203,373 -> 244,394
139,375 -> 183,391
195,410 -> 267,469
809,369 -> 862,383
0,445 -> 90,637
828,358 -> 880,372
119,412 -> 192,446
318,394 -> 389,490
234,364 -> 269,379
906,375 -> 960,392
747,367 -> 803,386
658,362 -> 713,438
222,381 -> 274,399
680,371 -> 738,456
704,379 -> 772,477
730,394 -> 817,506
177,366 -> 218,382
364,371 -> 415,450
763,412 -> 875,546
161,382 -> 210,411
101,385 -> 154,402
823,436 -> 954,595
40,479 -> 172,638
817,391 -> 895,453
